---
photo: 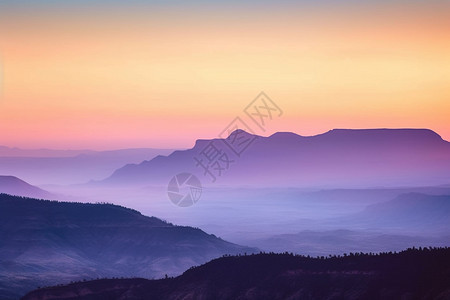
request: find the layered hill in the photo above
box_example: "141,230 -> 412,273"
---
0,176 -> 55,199
355,193 -> 450,233
22,247 -> 450,300
0,148 -> 175,185
0,194 -> 255,299
100,129 -> 450,188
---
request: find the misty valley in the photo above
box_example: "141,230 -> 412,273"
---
0,129 -> 449,299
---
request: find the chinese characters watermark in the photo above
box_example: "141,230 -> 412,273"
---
167,92 -> 282,207
244,92 -> 283,132
193,141 -> 234,183
194,91 -> 282,183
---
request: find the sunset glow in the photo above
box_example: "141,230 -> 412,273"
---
1,1 -> 449,149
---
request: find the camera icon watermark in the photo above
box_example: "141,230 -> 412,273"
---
167,173 -> 202,207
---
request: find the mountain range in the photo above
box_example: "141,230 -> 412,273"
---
0,194 -> 255,299
100,128 -> 450,188
239,192 -> 450,255
2,128 -> 450,299
0,148 -> 174,185
352,193 -> 450,233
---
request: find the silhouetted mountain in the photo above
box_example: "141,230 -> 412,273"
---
0,194 -> 256,299
0,148 -> 175,185
0,176 -> 55,199
100,129 -> 450,188
22,247 -> 450,300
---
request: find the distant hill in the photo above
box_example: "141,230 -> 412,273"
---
0,176 -> 55,199
0,194 -> 256,300
22,248 -> 450,300
0,148 -> 175,185
100,128 -> 450,188
0,146 -> 95,158
249,229 -> 450,256
346,193 -> 450,234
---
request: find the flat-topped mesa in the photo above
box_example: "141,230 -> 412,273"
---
101,128 -> 450,187
323,128 -> 445,143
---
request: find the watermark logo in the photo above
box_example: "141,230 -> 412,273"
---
167,91 -> 282,207
244,92 -> 283,132
194,91 -> 282,184
218,118 -> 257,157
193,140 -> 235,183
167,173 -> 202,207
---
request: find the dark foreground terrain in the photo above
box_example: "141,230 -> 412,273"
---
0,194 -> 255,299
23,247 -> 450,300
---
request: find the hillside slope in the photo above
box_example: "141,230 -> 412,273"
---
0,176 -> 55,199
22,247 -> 450,300
0,194 -> 255,299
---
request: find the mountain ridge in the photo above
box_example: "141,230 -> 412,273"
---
22,247 -> 450,300
0,148 -> 176,185
98,128 -> 450,188
0,194 -> 256,300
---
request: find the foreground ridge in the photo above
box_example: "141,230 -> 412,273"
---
23,247 -> 450,300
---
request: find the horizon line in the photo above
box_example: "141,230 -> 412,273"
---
0,127 -> 447,152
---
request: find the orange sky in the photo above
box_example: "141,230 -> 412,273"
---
0,2 -> 449,149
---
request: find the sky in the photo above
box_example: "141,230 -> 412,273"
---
0,0 -> 449,150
